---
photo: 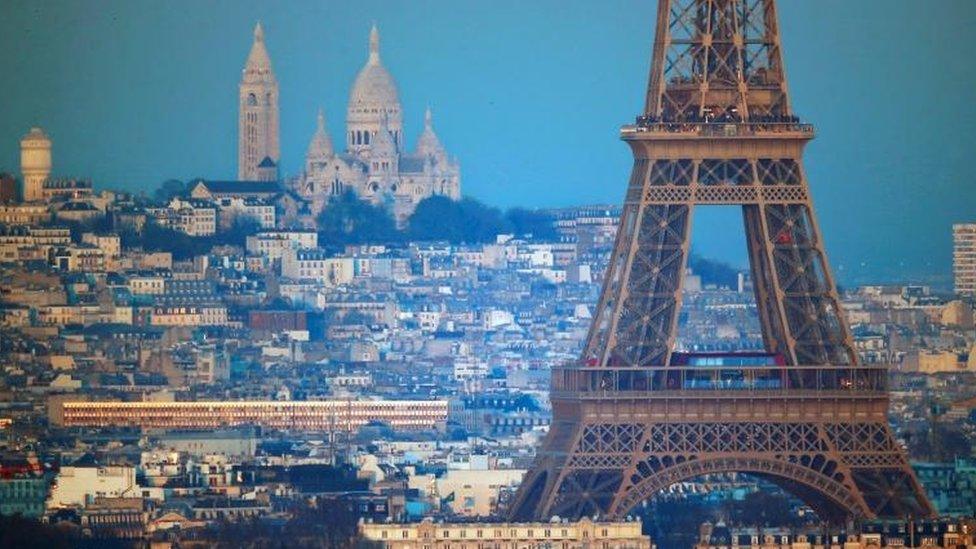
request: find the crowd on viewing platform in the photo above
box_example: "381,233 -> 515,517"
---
631,112 -> 811,135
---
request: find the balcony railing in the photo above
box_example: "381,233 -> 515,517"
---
550,364 -> 888,399
622,121 -> 814,137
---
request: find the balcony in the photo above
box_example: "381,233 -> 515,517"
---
550,363 -> 888,400
621,121 -> 814,139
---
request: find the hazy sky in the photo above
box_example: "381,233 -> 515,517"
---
1,0 -> 975,285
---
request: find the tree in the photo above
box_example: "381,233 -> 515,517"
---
505,207 -> 557,240
215,213 -> 262,247
688,253 -> 740,289
122,221 -> 212,260
316,190 -> 399,246
154,179 -> 185,203
407,196 -> 511,243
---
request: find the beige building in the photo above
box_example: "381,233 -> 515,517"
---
281,248 -> 354,286
359,517 -> 652,549
0,203 -> 50,224
245,230 -> 317,259
150,304 -> 228,327
20,127 -> 52,202
238,23 -> 279,181
216,196 -> 275,229
0,225 -> 71,261
294,26 -> 461,224
148,198 -> 217,236
81,233 -> 121,258
47,465 -> 137,508
953,223 -> 976,296
55,399 -> 448,431
905,349 -> 976,374
129,275 -> 167,295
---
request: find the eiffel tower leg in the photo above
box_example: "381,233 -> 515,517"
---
512,417 -> 934,523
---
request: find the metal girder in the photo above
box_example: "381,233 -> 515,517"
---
510,0 -> 933,524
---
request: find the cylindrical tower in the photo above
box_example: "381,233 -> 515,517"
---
20,127 -> 52,202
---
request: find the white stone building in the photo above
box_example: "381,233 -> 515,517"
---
245,230 -> 318,259
281,248 -> 354,286
238,23 -> 279,181
293,26 -> 461,224
47,464 -> 138,508
148,198 -> 217,237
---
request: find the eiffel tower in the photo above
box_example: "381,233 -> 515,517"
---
509,0 -> 934,523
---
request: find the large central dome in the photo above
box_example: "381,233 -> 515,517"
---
347,25 -> 402,152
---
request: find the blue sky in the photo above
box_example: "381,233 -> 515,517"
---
1,0 -> 975,284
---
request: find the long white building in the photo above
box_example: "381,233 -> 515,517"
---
56,399 -> 448,432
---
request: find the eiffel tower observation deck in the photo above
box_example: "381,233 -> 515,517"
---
509,0 -> 935,524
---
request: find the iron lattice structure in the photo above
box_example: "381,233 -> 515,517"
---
509,0 -> 934,523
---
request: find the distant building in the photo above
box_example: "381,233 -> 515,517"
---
148,197 -> 217,236
281,248 -> 354,286
696,519 -> 976,549
294,26 -> 461,224
20,127 -> 51,202
246,229 -> 317,259
0,203 -> 50,225
359,517 -> 652,548
238,23 -> 279,181
55,399 -> 448,432
47,463 -> 137,508
42,178 -> 93,202
0,173 -> 17,203
189,180 -> 281,201
953,223 -> 976,297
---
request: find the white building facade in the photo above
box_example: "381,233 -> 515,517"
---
293,26 -> 461,224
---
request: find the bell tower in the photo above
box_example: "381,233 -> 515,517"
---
238,22 -> 279,181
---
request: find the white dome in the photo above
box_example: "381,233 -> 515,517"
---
348,25 -> 401,113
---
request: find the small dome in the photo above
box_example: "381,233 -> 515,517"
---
415,107 -> 444,157
307,109 -> 334,159
348,25 -> 401,114
21,127 -> 51,145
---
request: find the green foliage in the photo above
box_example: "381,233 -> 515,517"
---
316,190 -> 399,246
0,514 -> 74,549
505,207 -> 557,240
689,253 -> 740,289
60,216 -> 114,243
407,195 -> 512,243
120,217 -> 261,260
154,179 -> 185,203
122,222 -> 210,260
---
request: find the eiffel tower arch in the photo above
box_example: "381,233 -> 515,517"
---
509,0 -> 934,523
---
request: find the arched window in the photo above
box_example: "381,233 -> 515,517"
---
364,132 -> 370,145
247,93 -> 257,106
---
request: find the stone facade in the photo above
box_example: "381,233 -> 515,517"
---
238,23 -> 280,182
293,26 -> 461,224
20,127 -> 52,202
